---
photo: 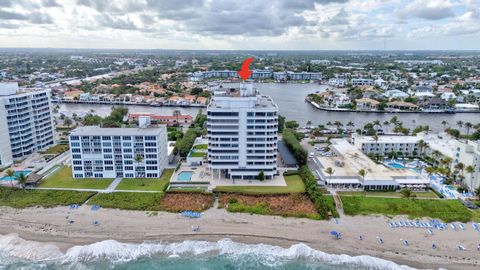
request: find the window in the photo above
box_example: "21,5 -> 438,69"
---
71,148 -> 81,153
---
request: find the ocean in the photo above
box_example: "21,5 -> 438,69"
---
0,234 -> 415,270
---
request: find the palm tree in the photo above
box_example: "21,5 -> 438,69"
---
454,162 -> 465,180
441,157 -> 453,169
390,116 -> 398,126
347,121 -> 355,129
5,169 -> 15,187
325,167 -> 334,183
418,140 -> 429,157
465,165 -> 475,191
400,188 -> 413,199
16,173 -> 28,190
465,122 -> 473,135
425,166 -> 435,177
134,154 -> 145,185
306,120 -> 313,128
383,121 -> 390,133
358,169 -> 366,183
333,121 -> 343,133
456,120 -> 464,130
173,110 -> 181,127
441,120 -> 448,130
373,120 -> 382,130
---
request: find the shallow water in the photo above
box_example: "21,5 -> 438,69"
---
0,234 -> 415,270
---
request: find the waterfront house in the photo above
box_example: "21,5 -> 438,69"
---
421,97 -> 449,110
351,78 -> 373,86
63,90 -> 84,100
386,101 -> 418,111
356,98 -> 379,110
441,92 -> 457,101
411,85 -> 434,97
383,89 -> 409,100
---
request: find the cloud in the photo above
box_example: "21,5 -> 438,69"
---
399,0 -> 457,20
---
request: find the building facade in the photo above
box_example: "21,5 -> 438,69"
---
0,82 -> 55,167
207,83 -> 278,180
69,126 -> 168,178
352,134 -> 420,156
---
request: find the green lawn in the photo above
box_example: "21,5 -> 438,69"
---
0,187 -> 95,208
115,169 -> 174,191
189,152 -> 205,158
213,175 -> 306,194
39,166 -> 114,189
341,196 -> 474,222
193,144 -> 208,150
88,192 -> 163,211
338,190 -> 439,199
40,144 -> 69,155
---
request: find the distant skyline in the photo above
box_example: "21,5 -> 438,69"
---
0,0 -> 479,50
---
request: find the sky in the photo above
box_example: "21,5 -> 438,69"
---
0,0 -> 479,50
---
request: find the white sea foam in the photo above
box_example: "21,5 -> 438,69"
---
0,234 -> 418,270
0,233 -> 63,261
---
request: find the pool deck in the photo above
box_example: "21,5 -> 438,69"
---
171,164 -> 211,182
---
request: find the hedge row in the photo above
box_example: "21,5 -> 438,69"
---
298,166 -> 337,219
282,128 -> 307,166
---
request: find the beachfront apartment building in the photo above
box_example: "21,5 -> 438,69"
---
69,126 -> 168,178
0,82 -> 55,167
351,134 -> 420,156
207,82 -> 278,180
352,133 -> 480,190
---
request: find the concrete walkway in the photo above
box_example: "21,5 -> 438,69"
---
106,178 -> 122,192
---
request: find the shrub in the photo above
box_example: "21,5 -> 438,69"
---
298,166 -> 337,219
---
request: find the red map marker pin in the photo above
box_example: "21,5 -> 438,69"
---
237,57 -> 254,80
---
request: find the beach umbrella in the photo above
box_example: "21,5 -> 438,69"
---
330,231 -> 341,239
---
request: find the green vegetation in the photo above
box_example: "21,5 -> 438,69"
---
299,166 -> 339,218
0,187 -> 95,208
115,169 -> 173,191
39,144 -> 69,155
341,196 -> 474,222
88,192 -> 163,211
40,166 -> 114,189
175,128 -> 200,157
282,128 -> 307,166
213,175 -> 306,194
82,107 -> 128,127
189,152 -> 205,158
338,190 -> 439,199
193,144 -> 208,150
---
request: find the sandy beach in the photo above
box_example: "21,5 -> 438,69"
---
0,205 -> 479,270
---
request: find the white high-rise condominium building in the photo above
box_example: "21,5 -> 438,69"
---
207,83 -> 278,180
0,82 -> 55,167
69,126 -> 168,178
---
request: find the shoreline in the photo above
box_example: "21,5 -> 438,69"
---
1,206 -> 479,269
306,99 -> 480,114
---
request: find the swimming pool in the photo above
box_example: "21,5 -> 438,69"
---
386,162 -> 406,169
177,171 -> 193,181
1,170 -> 32,181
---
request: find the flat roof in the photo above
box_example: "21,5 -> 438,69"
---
355,135 -> 420,144
317,139 -> 418,182
70,126 -> 165,136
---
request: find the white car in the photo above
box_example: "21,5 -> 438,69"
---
309,152 -> 315,157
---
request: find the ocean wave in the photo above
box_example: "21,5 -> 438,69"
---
0,234 -> 416,270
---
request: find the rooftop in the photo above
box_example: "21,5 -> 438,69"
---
208,82 -> 278,110
318,139 -> 418,181
354,134 -> 421,144
70,126 -> 166,136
